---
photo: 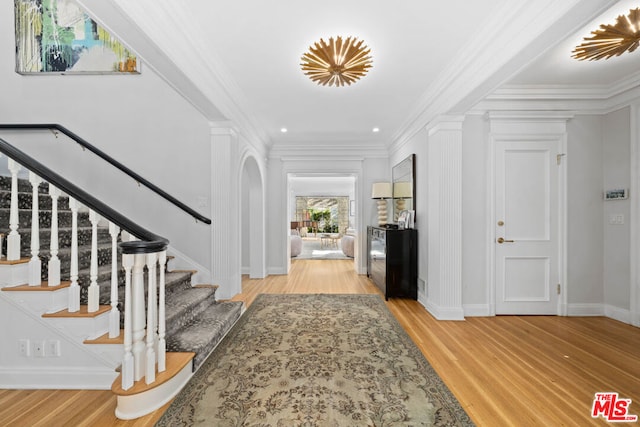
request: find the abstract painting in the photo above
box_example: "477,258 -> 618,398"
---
15,0 -> 139,74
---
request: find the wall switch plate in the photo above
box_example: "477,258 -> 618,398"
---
33,340 -> 46,357
18,339 -> 30,357
609,214 -> 624,225
47,340 -> 60,357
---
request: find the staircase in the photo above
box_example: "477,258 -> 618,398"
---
0,171 -> 243,418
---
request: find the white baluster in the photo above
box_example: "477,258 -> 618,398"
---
145,252 -> 157,384
68,197 -> 80,312
132,253 -> 146,381
109,222 -> 120,338
157,250 -> 167,373
47,185 -> 61,287
87,210 -> 100,312
28,172 -> 42,286
7,159 -> 21,261
121,253 -> 134,391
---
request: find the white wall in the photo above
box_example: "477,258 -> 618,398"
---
0,2 -> 214,272
566,115 -> 605,309
603,108 -> 631,314
390,127 -> 428,298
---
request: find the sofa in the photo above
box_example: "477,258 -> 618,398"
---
341,235 -> 354,258
291,234 -> 302,257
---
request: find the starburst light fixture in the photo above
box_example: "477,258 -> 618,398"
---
572,7 -> 640,61
300,36 -> 373,87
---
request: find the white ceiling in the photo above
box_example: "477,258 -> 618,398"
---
83,0 -> 640,150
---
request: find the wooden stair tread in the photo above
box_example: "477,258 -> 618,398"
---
42,305 -> 111,318
2,281 -> 71,292
0,257 -> 29,265
84,330 -> 124,345
111,352 -> 195,396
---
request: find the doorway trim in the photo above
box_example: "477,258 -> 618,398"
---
486,112 -> 571,316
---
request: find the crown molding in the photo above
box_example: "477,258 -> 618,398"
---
269,142 -> 388,160
389,0 -> 616,153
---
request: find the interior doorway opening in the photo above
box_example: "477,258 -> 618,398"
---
288,174 -> 357,264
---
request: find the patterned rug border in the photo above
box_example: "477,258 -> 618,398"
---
157,293 -> 474,426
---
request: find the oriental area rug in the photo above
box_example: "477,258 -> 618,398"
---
156,294 -> 474,426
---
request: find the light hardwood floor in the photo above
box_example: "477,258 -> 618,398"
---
1,259 -> 639,426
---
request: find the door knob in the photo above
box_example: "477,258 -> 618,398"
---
497,237 -> 514,244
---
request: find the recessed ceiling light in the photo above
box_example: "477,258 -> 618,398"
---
372,127 -> 380,133
281,128 -> 288,133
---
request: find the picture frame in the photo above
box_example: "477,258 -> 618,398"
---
14,0 -> 140,75
397,210 -> 409,229
604,189 -> 628,200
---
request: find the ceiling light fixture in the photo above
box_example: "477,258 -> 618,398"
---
572,7 -> 640,61
372,127 -> 380,133
300,36 -> 373,87
280,127 -> 288,133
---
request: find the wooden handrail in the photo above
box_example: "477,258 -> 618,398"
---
0,137 -> 167,254
0,123 -> 211,225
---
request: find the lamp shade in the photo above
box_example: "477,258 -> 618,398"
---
371,182 -> 392,199
393,181 -> 413,199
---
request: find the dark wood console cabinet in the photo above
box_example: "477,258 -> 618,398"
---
366,226 -> 417,300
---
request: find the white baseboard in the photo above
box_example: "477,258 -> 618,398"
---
267,267 -> 287,275
566,303 -> 604,317
166,246 -> 211,284
421,299 -> 465,321
0,366 -> 117,389
241,266 -> 250,275
604,304 -> 631,324
463,304 -> 491,317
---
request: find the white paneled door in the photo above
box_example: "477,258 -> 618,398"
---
494,139 -> 560,314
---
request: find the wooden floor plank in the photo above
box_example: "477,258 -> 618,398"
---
1,259 -> 638,426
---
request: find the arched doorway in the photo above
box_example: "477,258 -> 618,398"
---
240,155 -> 266,278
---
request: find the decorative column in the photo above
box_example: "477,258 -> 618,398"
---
28,172 -> 42,286
87,210 -> 100,312
210,123 -> 241,299
108,222 -> 120,338
47,185 -> 61,286
68,197 -> 80,312
426,117 -> 464,320
7,159 -> 21,261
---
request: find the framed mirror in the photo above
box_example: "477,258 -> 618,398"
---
392,154 -> 415,224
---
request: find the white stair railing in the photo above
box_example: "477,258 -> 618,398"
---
28,172 -> 41,286
47,185 -> 61,286
0,153 -> 169,392
68,197 -> 80,312
7,159 -> 21,260
87,210 -> 100,312
109,222 -> 120,338
145,252 -> 157,384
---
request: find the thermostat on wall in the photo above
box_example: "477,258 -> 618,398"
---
604,189 -> 628,200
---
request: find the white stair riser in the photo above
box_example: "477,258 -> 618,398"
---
0,263 -> 28,287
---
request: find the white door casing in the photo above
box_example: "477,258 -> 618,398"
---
488,113 -> 569,316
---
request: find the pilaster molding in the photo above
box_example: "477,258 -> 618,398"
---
427,122 -> 464,320
209,121 -> 238,138
209,130 -> 241,298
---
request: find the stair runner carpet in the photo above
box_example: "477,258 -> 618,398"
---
0,176 -> 242,371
